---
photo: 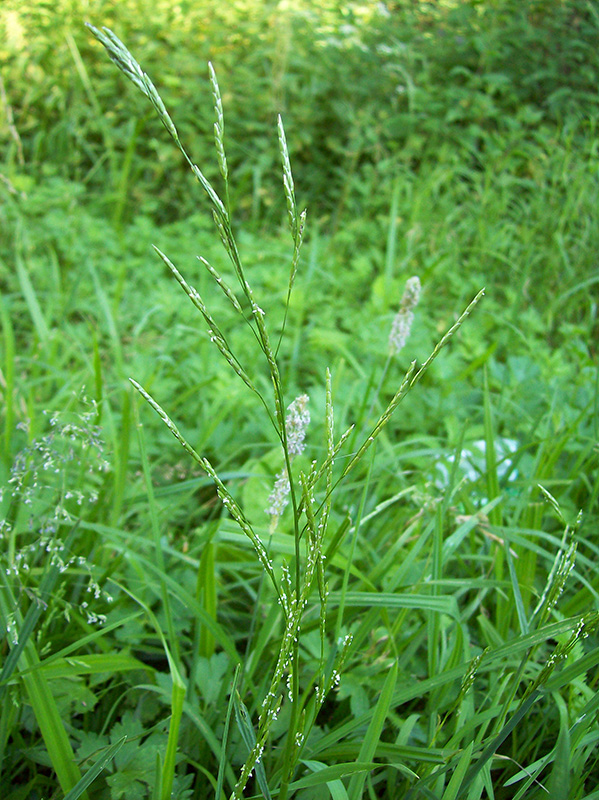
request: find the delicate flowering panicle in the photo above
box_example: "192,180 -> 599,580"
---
285,394 -> 310,456
388,275 -> 421,356
265,469 -> 291,519
266,395 -> 310,528
1,399 -> 113,627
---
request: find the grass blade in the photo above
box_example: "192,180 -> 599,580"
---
215,664 -> 241,800
547,694 -> 571,800
330,591 -> 459,619
0,577 -> 86,796
15,227 -> 49,343
347,659 -> 398,800
461,690 -> 540,791
504,541 -> 529,635
161,668 -> 186,800
0,293 -> 15,466
62,736 -> 127,800
441,742 -> 474,800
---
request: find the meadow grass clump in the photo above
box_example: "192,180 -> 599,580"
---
83,22 -> 485,798
2,16 -> 598,800
72,23 -> 599,800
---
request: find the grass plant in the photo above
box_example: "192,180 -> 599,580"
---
0,7 -> 598,800
86,24 -> 485,798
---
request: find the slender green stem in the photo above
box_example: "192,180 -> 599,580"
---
335,445 -> 375,643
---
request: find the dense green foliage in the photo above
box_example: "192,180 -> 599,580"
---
3,0 -> 599,224
1,1 -> 598,798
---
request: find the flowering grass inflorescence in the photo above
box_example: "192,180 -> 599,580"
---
388,275 -> 421,356
1,399 -> 113,632
266,394 -> 310,530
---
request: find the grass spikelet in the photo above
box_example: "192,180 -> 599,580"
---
278,114 -> 298,239
208,62 -> 228,184
85,24 -> 178,141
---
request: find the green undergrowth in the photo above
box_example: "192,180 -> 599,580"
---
2,0 -> 599,225
0,5 -> 598,800
1,126 -> 597,494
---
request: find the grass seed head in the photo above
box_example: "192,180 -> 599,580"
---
266,395 -> 310,530
389,275 -> 421,356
